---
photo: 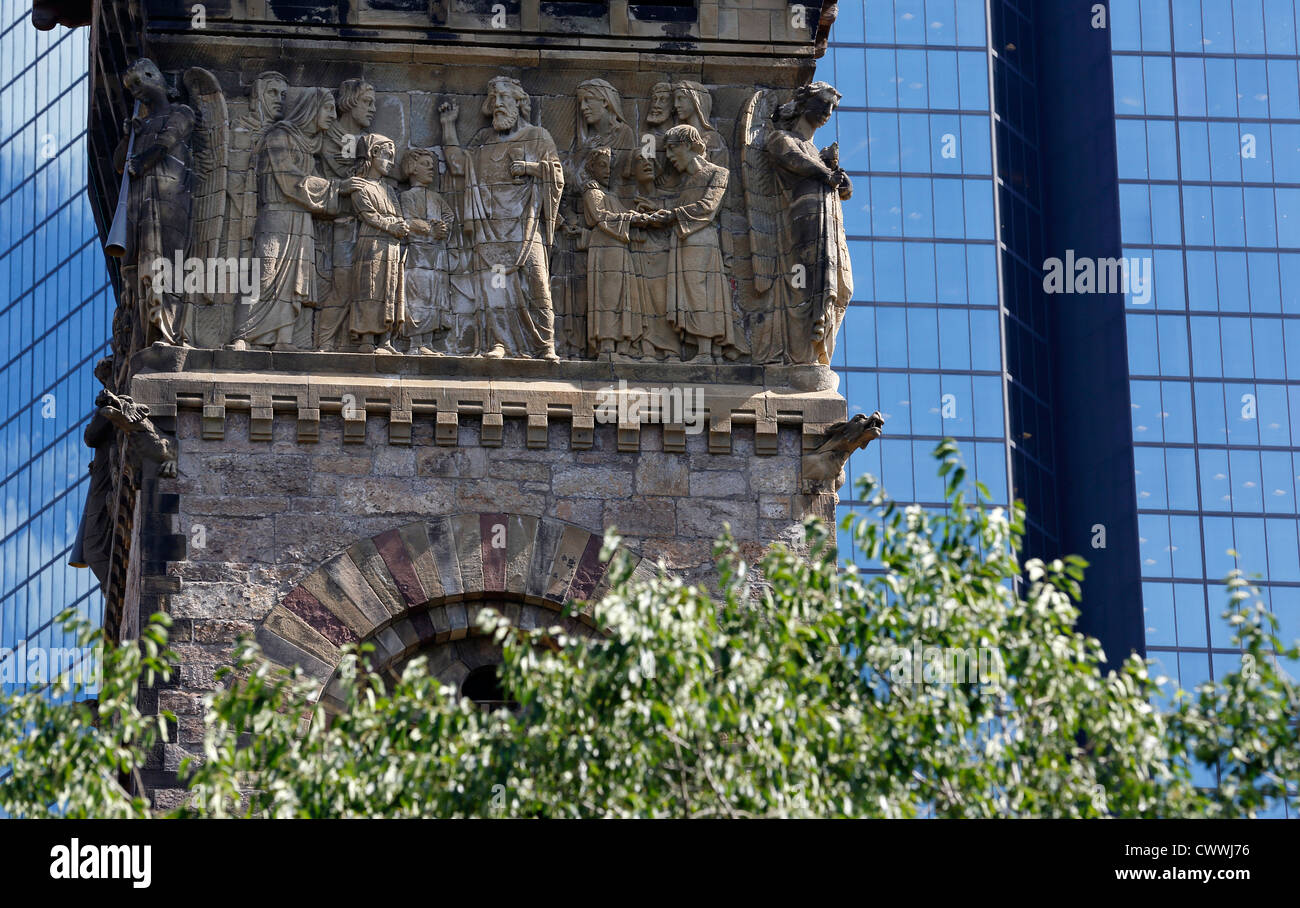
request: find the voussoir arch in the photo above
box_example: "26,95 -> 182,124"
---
254,512 -> 657,704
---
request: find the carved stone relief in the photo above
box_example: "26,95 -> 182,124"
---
106,60 -> 859,369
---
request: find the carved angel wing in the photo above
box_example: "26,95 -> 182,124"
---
183,67 -> 230,284
740,89 -> 781,295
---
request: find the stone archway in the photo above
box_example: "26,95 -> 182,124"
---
254,513 -> 656,706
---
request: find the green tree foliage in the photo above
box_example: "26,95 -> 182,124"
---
3,442 -> 1297,817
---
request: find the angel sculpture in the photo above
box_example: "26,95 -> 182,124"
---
742,82 -> 855,366
113,59 -> 196,348
137,67 -> 281,350
182,67 -> 238,348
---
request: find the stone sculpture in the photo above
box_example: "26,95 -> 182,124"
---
347,134 -> 408,354
625,153 -> 677,360
573,79 -> 637,201
643,82 -> 674,141
641,81 -> 677,194
104,390 -> 179,477
655,125 -> 740,364
440,77 -> 563,361
554,79 -> 638,357
234,70 -> 288,250
643,83 -> 674,134
183,67 -> 234,347
317,79 -> 378,352
114,58 -> 196,348
744,82 -> 854,366
802,412 -> 884,493
671,81 -> 728,171
324,79 -> 377,178
399,148 -> 453,355
68,359 -> 120,586
580,147 -> 648,360
237,88 -> 358,350
101,60 -> 859,369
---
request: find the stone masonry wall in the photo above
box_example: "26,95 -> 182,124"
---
135,401 -> 832,805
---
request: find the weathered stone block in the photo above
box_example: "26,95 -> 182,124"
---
634,452 -> 690,496
605,498 -> 675,537
553,464 -> 633,499
677,497 -> 757,540
689,469 -> 748,499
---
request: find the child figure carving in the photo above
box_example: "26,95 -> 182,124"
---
347,134 -> 410,355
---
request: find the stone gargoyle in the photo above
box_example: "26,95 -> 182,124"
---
801,411 -> 884,494
98,390 -> 178,478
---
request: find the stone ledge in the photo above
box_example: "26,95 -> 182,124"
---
129,354 -> 847,454
132,345 -> 838,390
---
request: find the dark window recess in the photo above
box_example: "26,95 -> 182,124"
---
453,0 -> 520,15
542,1 -> 609,18
629,0 -> 697,23
362,0 -> 427,10
264,0 -> 338,23
461,665 -> 519,712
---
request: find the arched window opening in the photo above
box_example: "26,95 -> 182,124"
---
460,664 -> 519,712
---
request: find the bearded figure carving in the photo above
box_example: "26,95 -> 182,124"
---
439,77 -> 563,361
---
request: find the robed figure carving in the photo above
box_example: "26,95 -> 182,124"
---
651,125 -> 741,364
554,78 -> 638,357
439,77 -> 563,361
744,83 -> 854,365
317,79 -> 378,351
233,71 -> 288,259
347,134 -> 409,354
114,58 -> 196,347
238,88 -> 357,350
629,153 -> 680,359
641,82 -> 675,183
399,148 -> 454,355
580,148 -> 648,360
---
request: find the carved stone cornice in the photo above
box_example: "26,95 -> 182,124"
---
127,351 -> 846,455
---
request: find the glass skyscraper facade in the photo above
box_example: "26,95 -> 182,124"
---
0,1 -> 110,695
826,0 -> 1012,564
828,0 -> 1299,695
1110,0 -> 1300,692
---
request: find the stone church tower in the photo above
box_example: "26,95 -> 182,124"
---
70,0 -> 879,805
